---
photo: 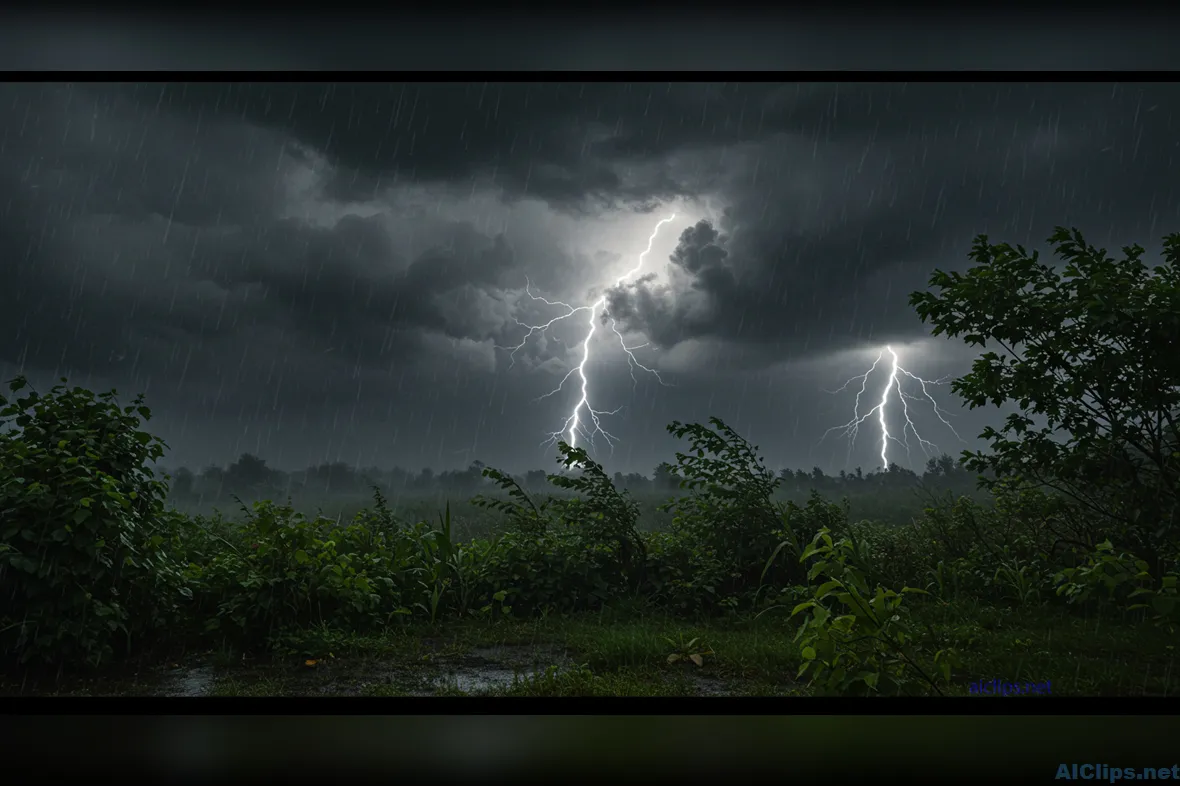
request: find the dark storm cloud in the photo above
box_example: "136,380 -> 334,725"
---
604,220 -> 735,350
604,83 -> 1180,358
54,81 -> 1178,370
96,82 -> 1180,359
2,67 -> 1180,471
0,83 -> 525,399
211,215 -> 520,358
95,82 -> 1145,213
0,198 -> 516,385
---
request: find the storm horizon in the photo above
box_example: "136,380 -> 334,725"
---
3,79 -> 1178,476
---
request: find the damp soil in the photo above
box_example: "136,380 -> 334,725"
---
1,640 -> 744,697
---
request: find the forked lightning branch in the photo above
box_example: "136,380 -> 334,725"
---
498,216 -> 677,452
820,345 -> 966,471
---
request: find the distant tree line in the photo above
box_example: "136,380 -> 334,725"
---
163,451 -> 977,503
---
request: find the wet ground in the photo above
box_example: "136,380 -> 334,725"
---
150,644 -> 568,697
4,641 -> 743,697
430,645 -> 564,694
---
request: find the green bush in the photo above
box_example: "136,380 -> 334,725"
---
0,377 -> 191,667
188,500 -> 405,647
660,418 -> 801,599
472,445 -> 646,616
1055,540 -> 1179,630
784,527 -> 958,696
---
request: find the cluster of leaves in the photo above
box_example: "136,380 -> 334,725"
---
0,378 -> 191,667
779,527 -> 958,696
1055,540 -> 1179,631
910,227 -> 1180,567
547,445 -> 646,588
644,418 -> 818,611
852,490 -> 1066,608
471,445 -> 643,616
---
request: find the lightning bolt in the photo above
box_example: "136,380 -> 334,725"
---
498,215 -> 677,452
818,345 -> 966,471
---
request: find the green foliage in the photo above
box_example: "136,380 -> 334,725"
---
659,418 -> 801,600
910,227 -> 1180,560
0,377 -> 191,667
1055,541 -> 1179,630
896,492 -> 1059,606
472,465 -> 551,537
785,527 -> 957,696
3,364 -> 1174,698
191,500 -> 404,646
547,443 -> 646,585
472,443 -> 648,616
664,634 -> 714,667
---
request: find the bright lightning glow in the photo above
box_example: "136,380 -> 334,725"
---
819,345 -> 966,471
499,215 -> 677,452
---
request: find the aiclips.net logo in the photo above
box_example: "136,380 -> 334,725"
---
1055,763 -> 1180,782
968,678 -> 1051,696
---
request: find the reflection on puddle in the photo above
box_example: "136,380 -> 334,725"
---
425,645 -> 565,694
688,672 -> 731,696
432,665 -> 544,694
162,666 -> 215,697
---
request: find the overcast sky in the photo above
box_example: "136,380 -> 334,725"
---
1,15 -> 1178,475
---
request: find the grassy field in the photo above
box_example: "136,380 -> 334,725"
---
6,601 -> 1174,698
166,483 -> 982,541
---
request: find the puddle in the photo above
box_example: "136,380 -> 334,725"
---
433,665 -> 544,693
429,644 -> 569,694
687,672 -> 733,696
161,665 -> 215,697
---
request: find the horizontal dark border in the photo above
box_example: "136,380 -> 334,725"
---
4,713 -> 1179,781
2,9 -> 1180,72
1,71 -> 1180,79
3,5 -> 1178,18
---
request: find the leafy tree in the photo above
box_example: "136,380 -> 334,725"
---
881,463 -> 919,485
0,377 -> 190,667
198,464 -> 226,497
305,461 -> 360,493
622,472 -> 651,492
652,461 -> 679,492
224,453 -> 277,496
170,466 -> 195,498
910,227 -> 1180,563
415,467 -> 434,491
